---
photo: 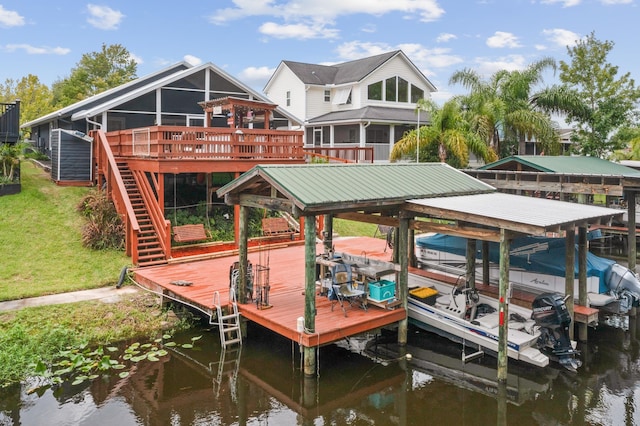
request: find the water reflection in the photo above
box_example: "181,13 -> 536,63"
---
2,316 -> 640,425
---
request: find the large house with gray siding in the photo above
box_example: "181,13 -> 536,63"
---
263,50 -> 437,162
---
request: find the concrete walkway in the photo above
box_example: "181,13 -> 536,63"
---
0,286 -> 139,313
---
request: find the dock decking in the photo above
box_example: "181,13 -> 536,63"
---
132,236 -> 405,348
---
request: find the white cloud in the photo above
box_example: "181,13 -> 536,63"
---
361,23 -> 377,33
0,5 -> 24,27
600,0 -> 632,4
398,43 -> 463,69
436,33 -> 457,43
239,66 -> 275,88
473,54 -> 528,76
540,0 -> 582,7
209,0 -> 445,25
183,55 -> 202,66
486,31 -> 522,48
259,21 -> 339,39
4,44 -> 70,55
542,28 -> 581,48
534,44 -> 547,51
86,4 -> 124,30
129,53 -> 144,65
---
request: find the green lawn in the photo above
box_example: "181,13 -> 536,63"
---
0,162 -> 129,301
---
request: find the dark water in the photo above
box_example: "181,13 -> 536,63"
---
2,314 -> 640,426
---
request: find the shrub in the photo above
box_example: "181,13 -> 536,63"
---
77,190 -> 125,250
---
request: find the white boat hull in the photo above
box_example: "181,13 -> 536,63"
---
408,273 -> 550,368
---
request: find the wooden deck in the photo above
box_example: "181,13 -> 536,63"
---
132,236 -> 405,348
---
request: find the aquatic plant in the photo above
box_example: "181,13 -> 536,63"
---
28,334 -> 202,391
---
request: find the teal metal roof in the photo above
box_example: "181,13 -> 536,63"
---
479,155 -> 640,176
218,163 -> 495,212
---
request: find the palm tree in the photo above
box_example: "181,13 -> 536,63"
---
390,98 -> 497,167
450,58 -> 583,157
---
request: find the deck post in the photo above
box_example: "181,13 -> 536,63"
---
627,190 -> 637,273
578,226 -> 588,341
466,239 -> 476,289
409,228 -> 416,267
497,229 -> 511,382
303,215 -> 317,376
565,225 -> 575,341
323,214 -> 333,255
397,216 -> 409,346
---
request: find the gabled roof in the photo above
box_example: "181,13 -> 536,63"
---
21,62 -> 193,128
217,163 -> 494,214
308,106 -> 430,125
265,50 -> 436,92
23,62 -> 303,129
480,155 -> 640,177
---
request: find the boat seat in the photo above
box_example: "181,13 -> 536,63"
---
474,312 -> 500,329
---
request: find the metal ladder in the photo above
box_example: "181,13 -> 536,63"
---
212,289 -> 242,348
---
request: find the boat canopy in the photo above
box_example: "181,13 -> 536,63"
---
416,233 -> 615,293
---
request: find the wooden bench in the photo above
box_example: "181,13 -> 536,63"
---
262,217 -> 295,237
173,224 -> 209,243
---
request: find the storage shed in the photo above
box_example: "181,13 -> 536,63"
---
51,129 -> 93,184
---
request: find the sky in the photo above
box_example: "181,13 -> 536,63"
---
0,0 -> 638,104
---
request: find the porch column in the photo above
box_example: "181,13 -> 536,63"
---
482,240 -> 490,286
565,225 -> 576,340
497,229 -> 512,382
233,172 -> 241,247
329,125 -> 335,146
303,215 -> 317,376
397,215 -> 410,346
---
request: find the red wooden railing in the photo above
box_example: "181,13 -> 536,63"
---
92,130 -> 140,264
104,126 -> 305,161
132,169 -> 171,258
304,146 -> 374,163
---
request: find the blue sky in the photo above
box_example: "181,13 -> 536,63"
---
0,0 -> 638,103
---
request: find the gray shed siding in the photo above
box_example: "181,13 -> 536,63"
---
51,130 -> 93,182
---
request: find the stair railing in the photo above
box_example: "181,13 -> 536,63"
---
132,169 -> 172,258
91,130 -> 140,264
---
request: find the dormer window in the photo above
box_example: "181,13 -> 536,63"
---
324,90 -> 330,102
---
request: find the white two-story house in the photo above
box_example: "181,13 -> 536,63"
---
264,50 -> 437,162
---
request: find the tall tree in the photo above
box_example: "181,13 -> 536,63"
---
559,32 -> 640,158
390,98 -> 497,167
451,58 -> 581,157
51,43 -> 137,108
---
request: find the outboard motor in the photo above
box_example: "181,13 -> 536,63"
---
606,263 -> 640,312
531,292 -> 582,372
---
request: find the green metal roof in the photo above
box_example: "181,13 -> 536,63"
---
479,155 -> 640,176
218,163 -> 495,213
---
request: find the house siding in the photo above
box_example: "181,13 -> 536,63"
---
358,55 -> 431,109
51,130 -> 92,182
264,66 -> 306,121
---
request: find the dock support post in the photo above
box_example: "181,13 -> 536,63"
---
578,226 -> 588,342
238,205 -> 249,304
565,225 -> 576,341
482,240 -> 490,286
466,239 -> 476,289
497,229 -> 511,382
303,215 -> 317,377
627,190 -> 637,273
398,216 -> 409,346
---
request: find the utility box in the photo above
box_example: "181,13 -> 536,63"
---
368,280 -> 396,302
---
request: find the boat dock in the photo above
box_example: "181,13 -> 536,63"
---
132,237 -> 406,348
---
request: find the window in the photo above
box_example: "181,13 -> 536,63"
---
385,77 -> 396,102
286,90 -> 291,107
411,85 -> 424,103
368,81 -> 382,100
332,87 -> 352,105
398,78 -> 408,103
324,90 -> 330,102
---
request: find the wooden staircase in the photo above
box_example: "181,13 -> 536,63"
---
117,161 -> 168,267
